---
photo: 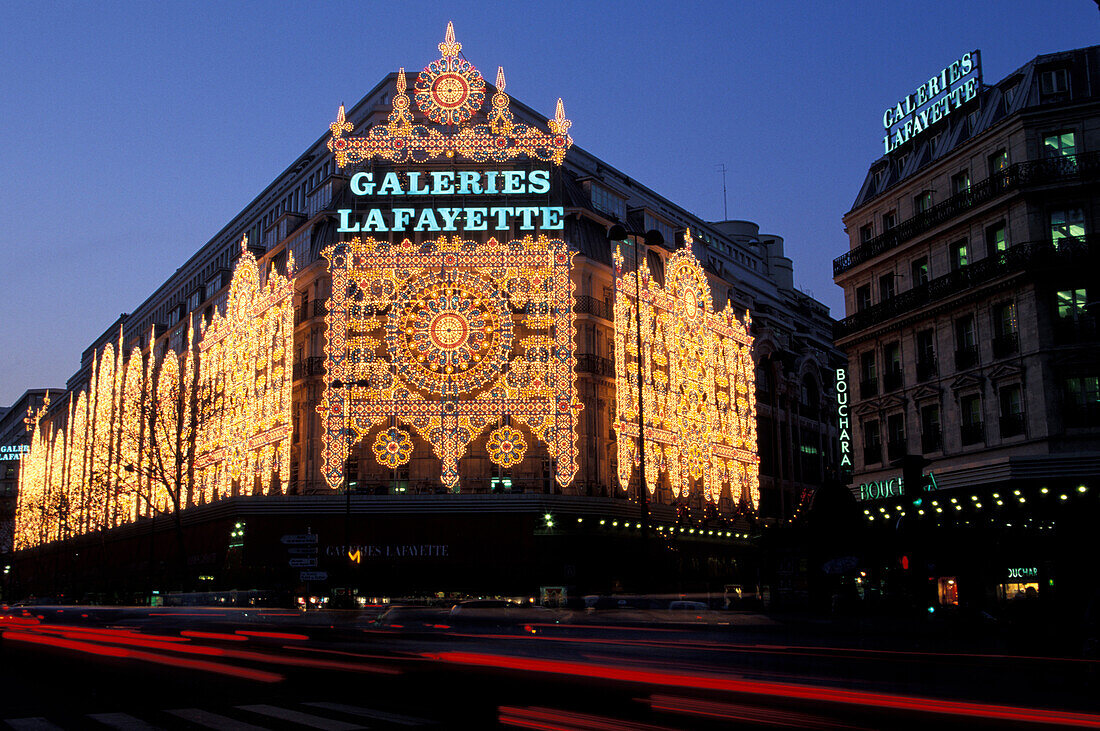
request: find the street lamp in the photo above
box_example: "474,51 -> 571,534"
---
606,224 -> 665,569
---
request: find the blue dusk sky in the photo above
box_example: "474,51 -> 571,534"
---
1,0 -> 1097,406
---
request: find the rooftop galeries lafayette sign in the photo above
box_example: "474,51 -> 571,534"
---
882,51 -> 981,155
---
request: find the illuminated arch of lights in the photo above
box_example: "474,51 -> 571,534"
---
612,232 -> 760,512
319,234 -> 580,492
193,237 -> 295,501
327,22 -> 573,167
15,237 -> 295,549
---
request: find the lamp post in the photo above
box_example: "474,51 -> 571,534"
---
606,225 -> 665,584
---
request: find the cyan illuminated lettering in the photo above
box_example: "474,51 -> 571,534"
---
457,171 -> 483,195
350,172 -> 375,196
464,207 -> 487,230
437,207 -> 463,231
362,208 -> 387,232
415,208 -> 440,231
406,172 -> 430,195
540,207 -> 564,229
392,208 -> 414,232
502,170 -> 525,194
529,170 -> 551,194
431,171 -> 455,195
377,172 -> 402,195
337,209 -> 360,232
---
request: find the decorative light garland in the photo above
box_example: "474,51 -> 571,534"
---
612,231 -> 760,512
319,233 -> 580,492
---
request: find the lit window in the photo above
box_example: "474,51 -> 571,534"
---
988,149 -> 1008,175
1043,131 -> 1076,158
1050,208 -> 1085,247
951,239 -> 969,270
1056,289 -> 1088,321
986,223 -> 1006,255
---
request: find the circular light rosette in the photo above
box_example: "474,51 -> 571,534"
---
415,57 -> 486,125
372,427 -> 413,469
387,269 -> 512,397
487,425 -> 527,468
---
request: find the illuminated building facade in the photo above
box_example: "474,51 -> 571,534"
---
12,24 -> 839,597
834,45 -> 1100,610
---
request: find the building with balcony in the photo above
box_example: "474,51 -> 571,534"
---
11,25 -> 839,600
834,45 -> 1100,613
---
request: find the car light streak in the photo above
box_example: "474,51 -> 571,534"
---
235,630 -> 310,640
2,630 -> 283,682
180,630 -> 249,641
646,694 -> 865,729
500,705 -> 676,731
429,651 -> 1100,727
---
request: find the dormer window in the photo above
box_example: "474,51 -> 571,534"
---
1040,68 -> 1069,96
589,182 -> 625,221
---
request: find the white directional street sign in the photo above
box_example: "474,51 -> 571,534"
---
299,571 -> 328,581
288,558 -> 318,568
281,534 -> 318,545
287,547 -> 319,555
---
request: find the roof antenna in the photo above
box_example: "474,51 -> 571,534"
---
716,163 -> 728,220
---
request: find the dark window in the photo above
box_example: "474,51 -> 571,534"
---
1040,69 -> 1070,96
916,329 -> 937,380
910,256 -> 928,285
646,249 -> 665,287
986,223 -> 1006,256
879,273 -> 895,302
860,351 -> 878,398
921,404 -> 941,453
960,394 -> 984,445
863,419 -> 882,465
951,239 -> 969,270
992,301 -> 1019,357
883,211 -> 896,231
860,224 -> 874,243
1000,385 -> 1024,438
883,342 -> 902,391
955,315 -> 978,369
887,413 -> 906,460
856,284 -> 872,312
911,257 -> 929,287
914,191 -> 932,214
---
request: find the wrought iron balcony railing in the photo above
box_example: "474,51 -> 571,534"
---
1000,412 -> 1025,438
916,357 -> 938,382
835,236 -> 1098,339
992,332 -> 1019,358
575,296 -> 613,320
292,356 -> 325,381
921,429 -> 942,454
576,354 -> 615,376
955,346 -> 979,370
961,422 -> 985,446
834,151 -> 1100,276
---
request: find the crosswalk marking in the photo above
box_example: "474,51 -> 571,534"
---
87,713 -> 160,730
167,708 -> 271,730
5,720 -> 65,731
304,702 -> 430,726
236,704 -> 365,730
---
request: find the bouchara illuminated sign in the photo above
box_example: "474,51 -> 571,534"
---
882,51 -> 980,154
836,368 -> 851,469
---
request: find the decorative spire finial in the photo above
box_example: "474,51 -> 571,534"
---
496,66 -> 505,91
240,233 -> 248,252
397,67 -> 407,92
330,104 -> 353,139
438,21 -> 461,58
